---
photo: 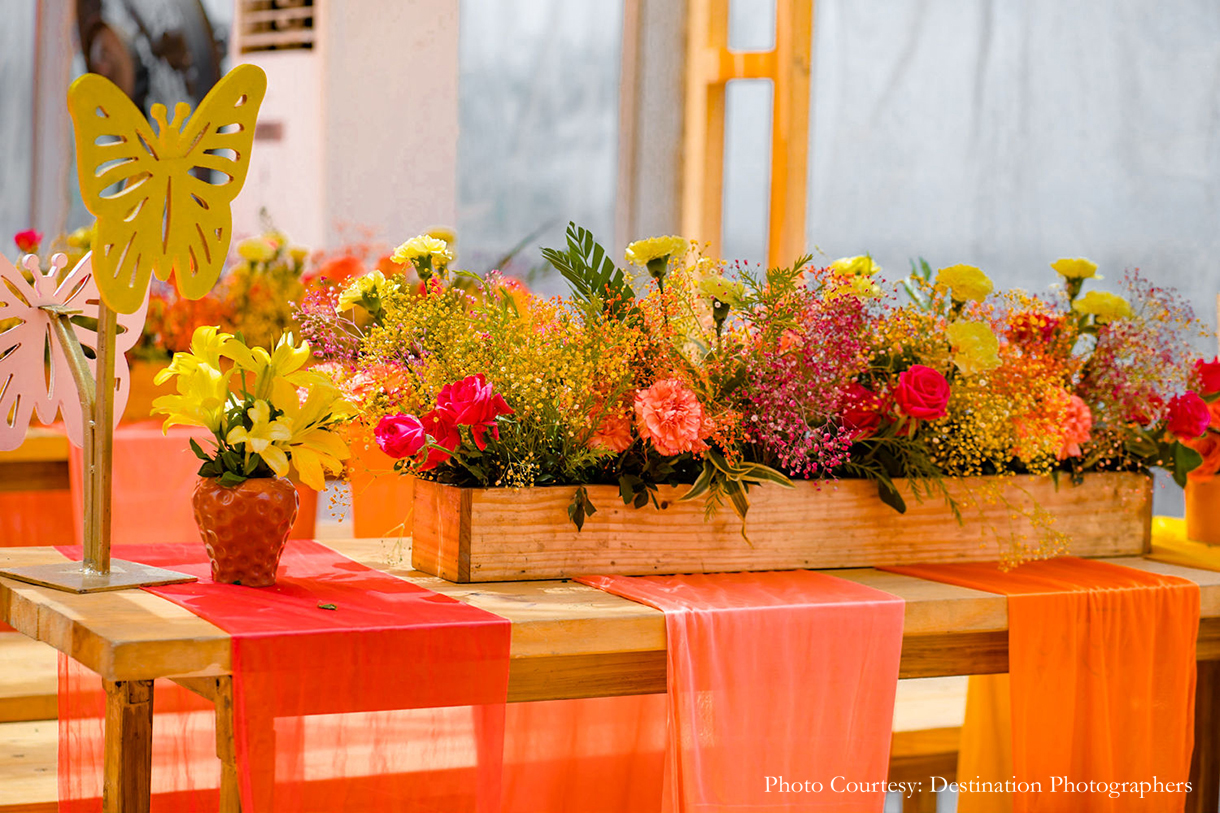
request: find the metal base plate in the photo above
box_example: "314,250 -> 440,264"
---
0,559 -> 197,593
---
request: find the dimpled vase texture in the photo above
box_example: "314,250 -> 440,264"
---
193,476 -> 300,587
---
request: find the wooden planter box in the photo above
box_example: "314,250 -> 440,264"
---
411,472 -> 1153,583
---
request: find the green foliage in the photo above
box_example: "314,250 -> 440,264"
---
567,486 -> 597,531
901,257 -> 934,308
542,222 -> 638,321
842,436 -> 961,521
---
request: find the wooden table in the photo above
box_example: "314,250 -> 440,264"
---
2,541 -> 1218,812
0,428 -> 70,493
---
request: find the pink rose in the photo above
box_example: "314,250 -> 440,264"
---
1197,358 -> 1220,396
1167,392 -> 1211,441
374,414 -> 428,459
840,383 -> 885,439
435,374 -> 514,451
1057,394 -> 1093,460
894,365 -> 951,421
590,409 -> 634,453
634,379 -> 708,456
13,229 -> 41,254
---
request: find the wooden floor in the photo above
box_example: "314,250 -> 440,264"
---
0,634 -> 59,812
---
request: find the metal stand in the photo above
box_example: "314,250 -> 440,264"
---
0,300 -> 196,593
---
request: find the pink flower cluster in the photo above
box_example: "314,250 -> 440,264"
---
375,374 -> 513,470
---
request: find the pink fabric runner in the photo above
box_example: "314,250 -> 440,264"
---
577,571 -> 905,813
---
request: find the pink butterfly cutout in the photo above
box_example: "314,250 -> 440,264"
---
0,252 -> 148,451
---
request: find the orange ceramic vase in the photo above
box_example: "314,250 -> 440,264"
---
1186,478 -> 1220,545
192,476 -> 299,587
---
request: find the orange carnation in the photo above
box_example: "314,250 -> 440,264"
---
1057,393 -> 1093,460
590,409 -> 633,453
634,379 -> 708,456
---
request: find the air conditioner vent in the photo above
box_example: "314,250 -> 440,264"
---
239,0 -> 315,53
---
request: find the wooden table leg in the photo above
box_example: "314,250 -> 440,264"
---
103,679 -> 154,813
1188,659 -> 1220,813
214,676 -> 242,813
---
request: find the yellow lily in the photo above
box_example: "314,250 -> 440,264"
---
226,400 -> 293,475
223,332 -> 313,401
151,363 -> 231,433
268,380 -> 352,490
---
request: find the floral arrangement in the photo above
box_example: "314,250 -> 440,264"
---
136,225 -> 310,359
150,326 -> 352,490
1183,359 -> 1220,482
300,222 -> 1211,561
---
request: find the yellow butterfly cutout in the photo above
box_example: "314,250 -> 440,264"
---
67,64 -> 267,314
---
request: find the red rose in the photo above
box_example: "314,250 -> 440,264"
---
418,409 -> 461,470
1197,358 -> 1220,396
435,374 -> 513,450
374,414 -> 428,459
1167,391 -> 1211,440
840,383 -> 885,439
894,365 -> 951,421
14,229 -> 41,254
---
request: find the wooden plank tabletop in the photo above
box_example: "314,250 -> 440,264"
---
3,541 -> 1219,702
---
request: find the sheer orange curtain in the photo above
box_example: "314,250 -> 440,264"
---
888,558 -> 1198,812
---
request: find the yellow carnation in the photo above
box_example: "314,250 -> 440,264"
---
1051,257 -> 1100,279
828,255 -> 881,277
337,269 -> 398,312
1072,290 -> 1132,323
625,236 -> 688,267
947,320 -> 1002,375
288,246 -> 310,264
236,236 -> 276,263
935,264 -> 993,303
698,275 -> 745,307
391,234 -> 454,268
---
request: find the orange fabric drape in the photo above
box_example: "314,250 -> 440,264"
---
68,421 -> 316,544
956,674 -> 1014,813
502,695 -> 668,812
888,557 -> 1198,812
578,570 -> 905,812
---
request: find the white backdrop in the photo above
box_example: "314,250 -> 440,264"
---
808,0 -> 1220,339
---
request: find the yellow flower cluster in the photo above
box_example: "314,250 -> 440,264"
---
947,321 -> 1001,375
1072,290 -> 1132,322
1051,257 -> 1099,279
151,327 -> 353,489
935,264 -> 993,303
827,255 -> 882,299
392,233 -> 455,272
337,269 -> 398,313
625,236 -> 688,267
